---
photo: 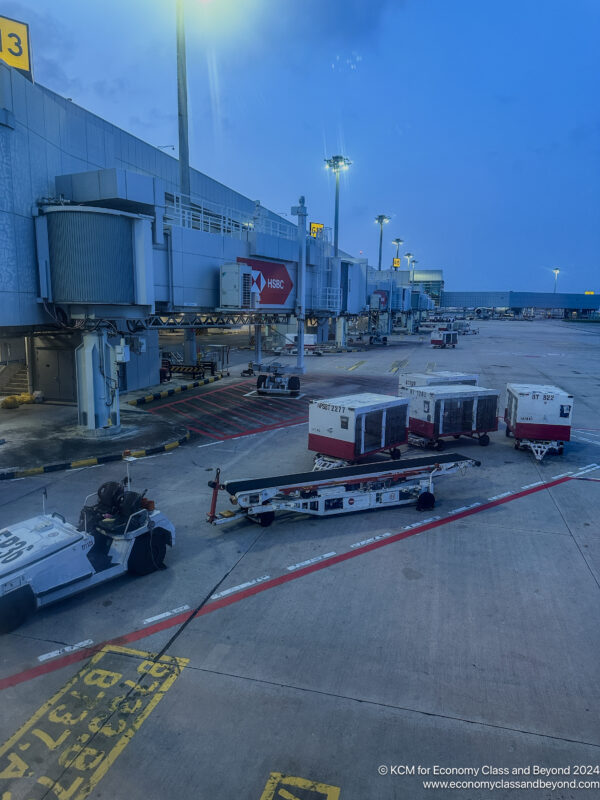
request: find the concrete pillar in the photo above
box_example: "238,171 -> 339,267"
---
254,323 -> 262,364
335,317 -> 346,347
24,335 -> 35,393
183,328 -> 196,364
317,318 -> 329,343
75,330 -> 120,432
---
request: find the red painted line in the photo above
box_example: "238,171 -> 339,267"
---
185,395 -> 269,428
151,404 -> 221,438
0,475 -> 572,692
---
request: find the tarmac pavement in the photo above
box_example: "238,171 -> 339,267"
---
0,320 -> 599,800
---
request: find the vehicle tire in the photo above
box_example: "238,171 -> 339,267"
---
256,375 -> 267,391
390,448 -> 401,460
416,491 -> 435,512
505,425 -> 511,437
127,529 -> 167,576
435,439 -> 445,451
557,445 -> 564,456
288,376 -> 300,392
453,435 -> 461,439
514,441 -> 520,450
258,511 -> 275,527
0,586 -> 37,634
479,434 -> 490,446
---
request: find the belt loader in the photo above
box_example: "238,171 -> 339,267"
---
207,453 -> 481,527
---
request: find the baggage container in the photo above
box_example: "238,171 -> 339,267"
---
407,384 -> 499,448
308,393 -> 409,460
399,370 -> 479,392
431,330 -> 458,348
505,384 -> 573,446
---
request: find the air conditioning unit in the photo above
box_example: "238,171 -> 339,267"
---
220,263 -> 254,308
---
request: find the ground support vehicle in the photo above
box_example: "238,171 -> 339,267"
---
206,454 -> 481,527
407,384 -> 499,450
505,383 -> 573,461
253,362 -> 300,396
0,480 -> 175,633
431,331 -> 458,348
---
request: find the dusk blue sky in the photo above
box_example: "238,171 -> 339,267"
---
5,0 -> 600,292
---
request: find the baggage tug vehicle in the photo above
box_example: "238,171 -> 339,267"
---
0,479 -> 175,634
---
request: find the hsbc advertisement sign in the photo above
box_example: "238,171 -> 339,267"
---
237,257 -> 296,309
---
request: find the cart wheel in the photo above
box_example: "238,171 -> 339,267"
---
453,435 -> 461,439
479,434 -> 490,446
256,375 -> 267,391
0,587 -> 37,634
288,376 -> 301,392
557,445 -> 564,456
416,491 -> 435,512
435,439 -> 445,451
390,448 -> 401,460
127,529 -> 168,576
257,511 -> 275,527
514,441 -> 520,450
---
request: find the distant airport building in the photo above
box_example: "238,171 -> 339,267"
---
396,270 -> 444,306
442,291 -> 599,316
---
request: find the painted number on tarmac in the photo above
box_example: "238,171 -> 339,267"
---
0,645 -> 188,800
260,772 -> 340,800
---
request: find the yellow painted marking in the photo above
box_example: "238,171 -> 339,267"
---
389,360 -> 400,374
70,458 -> 98,469
174,386 -> 182,393
129,449 -> 146,458
399,358 -> 409,368
144,394 -> 154,402
18,467 -> 44,477
0,645 -> 188,800
163,441 -> 179,451
260,772 -> 340,800
347,360 -> 365,372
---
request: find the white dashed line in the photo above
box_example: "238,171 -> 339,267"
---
38,640 -> 94,663
487,491 -> 513,500
211,576 -> 271,599
551,472 -> 573,479
143,605 -> 190,625
286,553 -> 336,572
350,532 -> 393,549
521,481 -> 543,489
197,440 -> 225,448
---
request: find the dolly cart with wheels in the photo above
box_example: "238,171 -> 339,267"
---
255,362 -> 301,397
407,384 -> 499,450
431,330 -> 458,348
504,383 -> 573,461
207,453 -> 481,527
0,478 -> 175,634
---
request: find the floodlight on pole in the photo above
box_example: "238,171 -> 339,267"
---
374,214 -> 391,270
324,155 -> 352,257
392,238 -> 404,260
552,268 -> 560,293
410,259 -> 419,286
176,0 -> 190,203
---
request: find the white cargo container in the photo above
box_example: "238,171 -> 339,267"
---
504,383 -> 573,459
399,370 -> 479,392
407,384 -> 499,448
308,393 -> 409,460
431,330 -> 458,348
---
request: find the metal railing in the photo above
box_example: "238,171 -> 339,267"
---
164,194 -> 298,242
311,287 -> 342,313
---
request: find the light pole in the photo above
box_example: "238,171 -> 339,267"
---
176,0 -> 190,204
324,155 -> 351,257
392,237 -> 404,264
410,259 -> 419,286
404,252 -> 414,283
375,214 -> 391,270
552,268 -> 560,293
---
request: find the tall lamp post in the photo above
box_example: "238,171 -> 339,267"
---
375,214 -> 391,270
324,155 -> 352,257
410,259 -> 419,286
404,252 -> 414,283
552,268 -> 560,293
392,237 -> 404,264
176,0 -> 190,204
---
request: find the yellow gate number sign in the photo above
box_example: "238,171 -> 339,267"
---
310,222 -> 324,239
0,15 -> 32,80
393,258 -> 401,268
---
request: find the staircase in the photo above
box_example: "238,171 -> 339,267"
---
2,366 -> 29,395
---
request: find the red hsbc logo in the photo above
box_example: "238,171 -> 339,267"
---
238,257 -> 294,306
